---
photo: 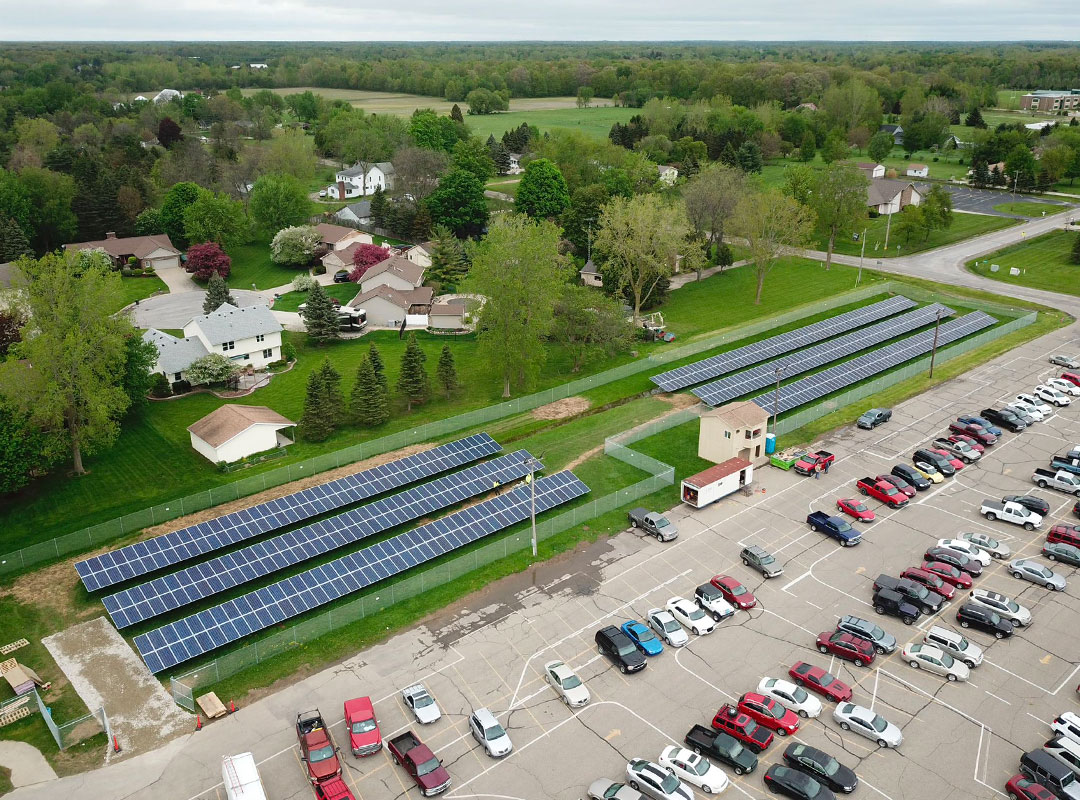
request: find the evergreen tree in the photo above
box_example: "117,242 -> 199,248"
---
492,143 -> 512,175
0,215 -> 32,262
1071,233 -> 1080,265
300,282 -> 341,344
297,370 -> 332,442
721,141 -> 739,167
971,160 -> 990,188
965,108 -> 987,129
736,141 -> 763,173
450,104 -> 464,124
370,186 -> 388,228
368,342 -> 388,397
436,344 -> 458,398
202,271 -> 236,314
396,333 -> 429,411
319,357 -> 344,424
349,356 -> 389,426
799,130 -> 817,162
427,224 -> 469,291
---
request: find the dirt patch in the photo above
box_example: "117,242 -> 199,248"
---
564,444 -> 604,472
531,396 -> 590,420
657,393 -> 701,410
0,561 -> 97,623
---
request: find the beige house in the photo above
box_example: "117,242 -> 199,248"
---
359,254 -> 425,294
320,240 -> 389,273
188,404 -> 294,465
429,303 -> 466,330
64,232 -> 182,271
906,163 -> 929,178
315,223 -> 372,251
406,242 -> 434,268
348,285 -> 434,327
698,401 -> 770,465
579,259 -> 602,288
867,179 -> 922,215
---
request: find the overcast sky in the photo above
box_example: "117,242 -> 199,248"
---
3,0 -> 1077,41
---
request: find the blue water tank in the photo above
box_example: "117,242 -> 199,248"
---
765,433 -> 776,454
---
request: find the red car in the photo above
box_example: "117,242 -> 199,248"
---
711,704 -> 774,753
949,420 -> 997,446
344,697 -> 381,757
1060,371 -> 1080,389
710,575 -> 757,610
877,474 -> 916,497
815,631 -> 875,667
1005,774 -> 1057,800
737,692 -> 800,736
788,662 -> 853,703
930,448 -> 965,471
900,567 -> 956,600
921,560 -> 973,589
948,434 -> 986,454
836,497 -> 876,522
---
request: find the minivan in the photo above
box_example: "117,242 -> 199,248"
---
914,449 -> 956,476
1045,735 -> 1080,777
469,708 -> 513,757
1049,525 -> 1080,549
1054,712 -> 1080,747
1021,748 -> 1080,799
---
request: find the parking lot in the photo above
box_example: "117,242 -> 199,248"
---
919,184 -> 1072,218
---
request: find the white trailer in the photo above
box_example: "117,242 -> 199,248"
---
681,457 -> 753,508
222,752 -> 267,800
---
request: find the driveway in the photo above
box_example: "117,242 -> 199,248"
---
917,183 -> 1072,218
130,289 -> 267,330
153,266 -> 198,295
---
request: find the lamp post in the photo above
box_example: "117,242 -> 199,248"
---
522,454 -> 543,557
856,227 -> 867,288
928,307 -> 943,378
772,366 -> 783,435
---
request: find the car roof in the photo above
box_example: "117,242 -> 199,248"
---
473,707 -> 499,726
344,697 -> 375,716
846,704 -> 876,722
973,588 -> 1006,601
927,625 -> 962,641
650,609 -> 675,620
745,545 -> 769,556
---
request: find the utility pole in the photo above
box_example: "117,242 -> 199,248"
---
585,217 -> 595,262
1013,171 -> 1019,198
856,227 -> 867,288
522,454 -> 542,557
884,211 -> 892,250
928,307 -> 942,378
772,366 -> 783,434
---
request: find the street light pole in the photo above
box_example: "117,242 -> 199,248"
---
884,211 -> 892,250
772,366 -> 783,435
522,454 -> 542,557
857,227 -> 867,288
928,308 -> 942,378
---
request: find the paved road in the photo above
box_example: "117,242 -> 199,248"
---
0,742 -> 56,789
130,289 -> 268,329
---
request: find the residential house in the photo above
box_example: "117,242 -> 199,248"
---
579,259 -> 602,288
429,303 -> 466,330
65,232 -> 182,271
142,328 -> 210,384
331,162 -> 396,197
406,242 -> 434,268
879,124 -> 904,145
315,223 -> 372,252
795,102 -> 818,112
906,163 -> 929,178
1025,120 -> 1057,131
358,254 -> 425,294
188,404 -> 294,464
249,63 -> 269,69
153,88 -> 183,104
1020,90 -> 1080,112
334,200 -> 372,226
855,162 -> 886,179
347,285 -> 434,327
507,153 -> 523,175
657,165 -> 679,186
867,179 -> 922,215
698,401 -> 770,465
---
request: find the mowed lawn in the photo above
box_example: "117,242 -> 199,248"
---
239,87 -> 595,116
225,238 -> 304,290
273,283 -> 358,311
466,106 -> 635,142
108,275 -> 169,314
967,229 -> 1080,296
818,211 -> 1016,258
993,201 -> 1068,217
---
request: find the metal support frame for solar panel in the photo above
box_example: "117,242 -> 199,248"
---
693,303 -> 954,407
75,433 -> 502,593
650,295 -> 916,392
134,471 -> 590,674
104,450 -> 542,628
749,312 -> 996,415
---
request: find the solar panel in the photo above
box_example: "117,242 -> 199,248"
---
750,312 -> 996,415
694,303 -> 954,407
650,296 -> 916,392
75,433 -> 501,593
104,450 -> 542,628
134,471 -> 590,673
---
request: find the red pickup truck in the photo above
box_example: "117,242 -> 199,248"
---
388,731 -> 451,797
793,451 -> 835,476
711,704 -> 774,753
855,477 -> 909,508
296,710 -> 355,799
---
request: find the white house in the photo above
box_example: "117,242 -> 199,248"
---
335,200 -> 372,226
906,163 -> 929,178
879,124 -> 904,145
657,165 -> 679,186
358,254 -> 425,294
348,285 -> 434,327
142,328 -> 210,383
64,232 -> 181,271
249,63 -> 269,69
507,153 -> 523,175
331,162 -> 396,197
855,162 -> 886,179
580,259 -> 603,288
406,242 -> 434,269
867,179 -> 922,215
153,88 -> 183,104
183,304 -> 283,370
188,404 -> 294,465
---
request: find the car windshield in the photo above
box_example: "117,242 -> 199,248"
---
940,652 -> 955,668
351,718 -> 377,734
561,675 -> 582,690
689,757 -> 709,776
1004,599 -> 1020,613
616,641 -> 637,657
852,502 -> 869,511
1031,565 -> 1050,578
663,620 -> 681,632
818,673 -> 835,687
484,724 -> 506,741
821,755 -> 840,776
870,715 -> 888,733
414,694 -> 434,708
766,701 -> 785,719
987,611 -> 1002,625
417,757 -> 442,776
309,745 -> 336,763
636,627 -> 656,642
657,772 -> 680,793
730,583 -> 748,596
792,686 -> 809,702
685,606 -> 705,620
655,517 -> 671,528
759,553 -> 776,564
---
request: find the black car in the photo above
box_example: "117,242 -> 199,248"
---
958,415 -> 1004,437
956,603 -> 1014,639
891,464 -> 931,491
1003,495 -> 1052,517
333,269 -> 352,283
684,724 -> 758,775
913,449 -> 956,476
763,765 -> 836,800
873,576 -> 943,614
926,546 -> 983,577
595,626 -> 646,673
782,743 -> 858,794
979,407 -> 1027,433
1073,500 -> 1080,520
871,588 -> 921,625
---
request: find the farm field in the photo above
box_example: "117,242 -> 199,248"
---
238,87 -> 605,115
466,105 -> 635,142
968,228 -> 1080,296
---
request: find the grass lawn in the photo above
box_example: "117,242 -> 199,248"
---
967,229 -> 1080,296
992,201 -> 1068,217
108,275 -> 168,314
238,88 -> 594,116
485,178 -> 520,198
466,106 -> 635,143
817,211 -> 1016,259
225,237 -> 301,290
272,283 -> 358,311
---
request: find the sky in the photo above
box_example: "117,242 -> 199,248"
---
2,0 -> 1077,41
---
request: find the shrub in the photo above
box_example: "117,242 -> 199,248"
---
313,264 -> 326,275
348,243 -> 391,282
292,273 -> 317,292
171,379 -> 192,394
132,267 -> 144,276
186,353 -> 241,386
127,256 -> 137,266
143,263 -> 155,273
267,359 -> 287,370
121,267 -> 133,277
270,225 -> 322,267
282,341 -> 297,362
186,242 -> 232,281
150,373 -> 172,398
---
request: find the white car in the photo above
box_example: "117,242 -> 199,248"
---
648,608 -> 690,647
402,684 -> 442,724
1017,393 -> 1055,415
1052,711 -> 1080,746
659,746 -> 729,795
1009,400 -> 1045,422
923,625 -> 984,668
833,703 -> 903,748
756,677 -> 822,718
1035,385 -> 1073,407
900,642 -> 970,682
666,597 -> 716,636
1046,377 -> 1080,397
936,538 -> 992,567
960,532 -> 1011,560
544,660 -> 590,707
626,759 -> 694,800
968,588 -> 1032,627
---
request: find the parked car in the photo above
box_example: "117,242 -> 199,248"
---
781,743 -> 857,794
980,407 -> 1028,433
1010,559 -> 1067,591
1015,393 -> 1053,416
950,419 -> 998,445
788,662 -> 853,703
836,498 -> 875,522
878,473 -> 916,497
1035,385 -> 1072,407
296,709 -> 344,787
1061,371 -> 1080,389
932,437 -> 980,463
711,705 -> 774,753
737,691 -> 800,736
658,746 -> 729,795
596,625 -> 648,673
756,677 -> 823,718
1042,736 -> 1080,779
709,575 -> 757,610
793,450 -> 835,476
871,588 -> 921,624
835,615 -> 896,654
958,414 -> 1003,438
666,597 -> 716,636
913,448 -> 956,476
1050,355 -> 1080,369
832,703 -> 902,748
587,781 -> 646,800
1008,400 -> 1044,423
1043,541 -> 1080,567
899,567 -> 956,601
648,609 -> 690,647
1005,773 -> 1059,800
925,547 -> 983,577
741,545 -> 783,578
1007,406 -> 1038,426
468,708 -> 512,757
923,625 -> 984,668
763,765 -> 836,800
694,582 -> 736,621
628,508 -> 679,542
402,685 -> 442,725
333,269 -> 351,283
857,408 -> 892,430
544,660 -> 590,707
872,574 -> 943,614
936,538 -> 992,567
344,697 -> 382,756
1052,711 -> 1080,747
806,511 -> 862,546
928,448 -> 965,472
891,463 -> 932,490
683,725 -> 759,776
911,460 -> 945,483
900,642 -> 970,681
1047,377 -> 1080,397
855,477 -> 910,507
956,603 -> 1014,639
622,621 -> 664,656
815,631 -> 875,667
387,731 -> 450,797
1049,523 -> 1080,548
948,433 -> 986,453
625,759 -> 693,800
921,560 -> 974,588
1001,495 -> 1050,517
968,589 -> 1031,627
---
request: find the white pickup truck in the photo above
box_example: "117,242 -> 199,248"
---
980,499 -> 1043,530
1033,468 -> 1080,496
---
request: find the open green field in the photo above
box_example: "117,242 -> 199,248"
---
110,275 -> 168,313
466,106 -> 635,142
272,282 -> 358,311
817,209 -> 1016,258
225,237 -> 300,290
993,201 -> 1068,217
485,178 -> 520,198
968,228 -> 1080,296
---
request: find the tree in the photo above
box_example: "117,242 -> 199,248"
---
349,356 -> 389,426
0,308 -> 25,359
732,188 -> 816,305
297,370 -> 332,442
921,185 -> 954,237
821,80 -> 882,134
348,243 -> 390,281
426,224 -> 469,291
392,145 -> 450,204
0,215 -> 32,262
892,205 -> 926,245
370,186 -> 388,227
783,163 -> 815,206
812,165 -> 869,270
516,158 -> 571,219
594,194 -> 695,322
736,141 -> 763,173
183,189 -> 249,249
436,344 -> 458,398
551,284 -> 633,372
465,88 -> 508,115
187,242 -> 232,282
250,174 -> 311,234
966,108 -> 987,129
450,104 -> 464,124
1040,142 -> 1075,185
1004,145 -> 1038,192
1071,233 -> 1080,265
368,342 -> 388,397
576,86 -> 595,108
819,131 -> 849,164
683,164 -> 747,277
203,271 -> 236,313
468,214 -> 568,397
186,353 -> 240,386
319,358 -> 344,425
867,130 -> 894,163
121,333 -> 159,412
270,225 -> 322,266
134,207 -> 164,236
159,181 -> 201,248
18,167 -> 77,254
157,117 -> 183,149
0,399 -> 62,495
799,130 -> 817,162
408,109 -> 460,152
0,251 -> 135,474
262,129 -> 317,182
491,142 -> 512,175
451,138 -> 496,182
396,333 -> 430,411
425,169 -> 488,237
971,160 -> 990,189
300,282 -> 341,344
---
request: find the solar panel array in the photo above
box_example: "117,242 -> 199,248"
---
750,312 -> 996,415
75,434 -> 501,593
693,303 -> 954,407
650,296 -> 916,392
104,450 -> 541,628
135,471 -> 590,673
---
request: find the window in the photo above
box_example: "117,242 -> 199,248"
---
222,341 -> 235,351
752,427 -> 762,438
241,353 -> 249,360
724,431 -> 731,440
174,372 -> 182,381
256,334 -> 265,343
263,349 -> 273,359
745,429 -> 753,440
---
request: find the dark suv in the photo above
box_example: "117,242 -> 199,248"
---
891,464 -> 931,491
871,588 -> 921,625
741,545 -> 783,578
595,625 -> 647,674
913,449 -> 956,476
956,603 -> 1014,639
980,407 -> 1027,433
873,574 -> 945,614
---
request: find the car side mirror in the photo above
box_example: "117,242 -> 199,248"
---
300,756 -> 307,761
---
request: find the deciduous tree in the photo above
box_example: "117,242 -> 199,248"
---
819,130 -> 849,164
516,158 -> 571,219
270,225 -> 322,266
812,165 -> 869,270
348,243 -> 390,281
187,242 -> 232,282
183,189 -> 249,249
0,399 -> 63,494
392,145 -> 449,204
732,188 -> 816,305
551,284 -> 633,372
867,130 -> 894,163
425,169 -> 488,237
451,138 -> 496,182
159,181 -> 201,248
186,353 -> 240,386
799,130 -> 817,162
157,117 -> 183,149
17,167 -> 77,254
250,174 -> 311,234
683,164 -> 746,277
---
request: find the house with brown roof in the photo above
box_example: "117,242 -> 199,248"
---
188,404 -> 294,465
64,232 -> 182,270
358,254 -> 425,294
319,240 -> 391,273
406,241 -> 434,269
698,401 -> 770,465
315,223 -> 372,252
867,179 -> 922,215
906,163 -> 929,178
348,285 -> 434,327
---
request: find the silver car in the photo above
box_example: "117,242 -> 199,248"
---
588,780 -> 646,800
833,703 -> 903,748
900,643 -> 970,682
923,625 -> 984,668
969,589 -> 1032,627
625,759 -> 694,800
1010,558 -> 1067,591
1050,354 -> 1080,369
468,707 -> 512,757
648,609 -> 690,647
544,660 -> 590,707
961,532 -> 1011,559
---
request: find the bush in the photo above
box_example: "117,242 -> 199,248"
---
282,341 -> 297,362
171,379 -> 192,394
150,373 -> 172,398
121,267 -> 133,277
292,273 -> 317,292
132,267 -> 144,275
868,209 -> 880,218
933,157 -> 939,162
267,359 -> 287,370
313,264 -> 326,275
143,263 -> 155,273
127,256 -> 137,266
186,242 -> 232,281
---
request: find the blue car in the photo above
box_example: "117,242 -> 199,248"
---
957,415 -> 1002,438
621,620 -> 664,656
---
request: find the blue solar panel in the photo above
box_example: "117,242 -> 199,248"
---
135,471 -> 590,674
693,303 -> 954,406
75,433 -> 501,593
651,296 -> 916,392
750,312 -> 996,415
103,450 -> 542,628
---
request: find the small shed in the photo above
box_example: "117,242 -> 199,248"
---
188,405 -> 294,465
681,457 -> 753,508
1,659 -> 46,696
429,303 -> 465,330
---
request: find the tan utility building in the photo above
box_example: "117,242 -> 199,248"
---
698,401 -> 770,464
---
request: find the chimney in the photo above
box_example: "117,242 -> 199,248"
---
105,231 -> 117,239
337,180 -> 346,201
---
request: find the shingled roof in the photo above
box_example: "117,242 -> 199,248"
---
184,303 -> 281,346
188,404 -> 294,448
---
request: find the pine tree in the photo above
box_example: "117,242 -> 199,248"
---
965,107 -> 987,129
0,216 -> 32,262
349,356 -> 390,426
1071,233 -> 1080,265
492,143 -> 512,175
202,271 -> 236,314
300,282 -> 341,344
298,370 -> 332,442
411,205 -> 432,240
370,186 -> 388,228
450,104 -> 464,124
319,358 -> 344,424
427,224 -> 468,291
436,344 -> 458,398
368,342 -> 388,397
396,333 -> 429,411
972,161 -> 990,188
721,141 -> 739,167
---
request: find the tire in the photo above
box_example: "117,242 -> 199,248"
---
1048,553 -> 1057,561
693,745 -> 702,755
910,660 -> 920,669
818,645 -> 829,654
903,616 -> 914,625
877,739 -> 888,748
391,755 -> 399,765
840,722 -> 851,731
630,519 -> 639,528
1048,582 -> 1059,591
995,631 -> 1005,639
875,645 -> 886,655
703,787 -> 712,795
630,781 -> 640,791
1011,571 -> 1023,579
854,658 -> 865,668
598,645 -> 603,655
742,558 -> 750,567
733,766 -> 745,776
960,620 -> 970,628
776,728 -> 787,736
1010,792 -> 1020,800
810,524 -> 819,531
655,533 -> 663,542
947,673 -> 958,682
859,488 -> 868,496
620,664 -> 628,674
1038,480 -> 1049,489
964,660 -> 976,669
1024,523 -> 1035,531
798,709 -> 809,718
985,512 -> 997,521
874,605 -> 885,615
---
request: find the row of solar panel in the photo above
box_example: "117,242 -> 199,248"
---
135,471 -> 590,674
649,295 -> 916,392
104,450 -> 540,629
749,312 -> 996,415
693,303 -> 954,407
75,433 -> 502,593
